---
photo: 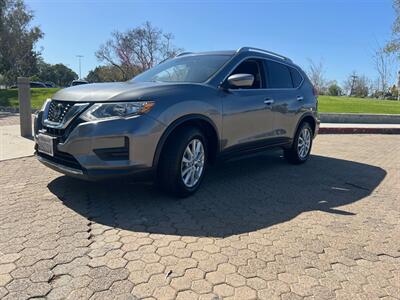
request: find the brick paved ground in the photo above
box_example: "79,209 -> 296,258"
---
0,113 -> 21,127
0,113 -> 35,127
0,135 -> 399,300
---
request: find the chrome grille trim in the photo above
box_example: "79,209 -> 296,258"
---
48,101 -> 73,123
43,100 -> 89,129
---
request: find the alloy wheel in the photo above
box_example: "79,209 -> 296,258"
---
180,139 -> 205,188
297,127 -> 311,159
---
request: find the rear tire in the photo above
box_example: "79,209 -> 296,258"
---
157,127 -> 207,197
284,122 -> 313,164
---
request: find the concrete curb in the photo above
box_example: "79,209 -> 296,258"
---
319,127 -> 400,134
319,113 -> 400,124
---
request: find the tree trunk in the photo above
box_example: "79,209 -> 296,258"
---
397,71 -> 400,101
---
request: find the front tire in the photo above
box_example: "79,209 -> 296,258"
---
284,122 -> 313,164
157,127 -> 207,197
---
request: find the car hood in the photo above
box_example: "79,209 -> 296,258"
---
52,81 -> 175,102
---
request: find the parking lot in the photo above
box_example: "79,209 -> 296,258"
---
0,134 -> 399,300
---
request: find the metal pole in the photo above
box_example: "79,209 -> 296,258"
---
76,55 -> 83,79
17,77 -> 32,138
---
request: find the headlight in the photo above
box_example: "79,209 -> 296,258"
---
80,101 -> 155,121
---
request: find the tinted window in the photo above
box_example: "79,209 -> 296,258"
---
290,67 -> 303,88
133,55 -> 232,83
265,61 -> 293,89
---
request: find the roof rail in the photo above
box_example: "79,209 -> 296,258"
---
237,47 -> 292,62
176,52 -> 193,57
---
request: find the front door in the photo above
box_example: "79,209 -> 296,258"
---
221,59 -> 276,151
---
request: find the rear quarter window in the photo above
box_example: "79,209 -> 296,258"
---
265,60 -> 293,89
290,67 -> 303,88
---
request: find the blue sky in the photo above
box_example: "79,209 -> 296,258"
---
27,0 -> 396,84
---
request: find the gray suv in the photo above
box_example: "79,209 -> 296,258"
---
34,47 -> 319,197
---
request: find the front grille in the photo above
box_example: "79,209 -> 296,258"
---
47,100 -> 73,123
43,118 -> 85,141
37,150 -> 82,170
43,100 -> 89,141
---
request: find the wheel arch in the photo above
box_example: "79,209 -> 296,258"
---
295,113 -> 317,136
153,114 -> 220,168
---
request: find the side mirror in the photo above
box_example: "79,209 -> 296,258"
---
227,73 -> 254,88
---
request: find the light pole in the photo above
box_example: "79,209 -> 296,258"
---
76,55 -> 83,79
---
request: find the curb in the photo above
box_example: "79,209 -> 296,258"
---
319,127 -> 400,134
319,113 -> 400,124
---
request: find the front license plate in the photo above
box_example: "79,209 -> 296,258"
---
37,134 -> 55,156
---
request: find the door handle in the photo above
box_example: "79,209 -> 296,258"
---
264,99 -> 274,105
297,96 -> 304,101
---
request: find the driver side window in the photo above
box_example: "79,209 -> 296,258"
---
229,59 -> 264,89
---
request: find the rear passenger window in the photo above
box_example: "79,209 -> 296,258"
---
265,60 -> 293,89
290,67 -> 303,88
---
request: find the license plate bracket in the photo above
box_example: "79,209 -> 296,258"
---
37,134 -> 55,157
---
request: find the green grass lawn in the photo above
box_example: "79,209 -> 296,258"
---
0,88 -> 61,109
1,88 -> 400,114
318,95 -> 400,114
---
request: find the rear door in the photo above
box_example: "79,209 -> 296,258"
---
263,60 -> 303,139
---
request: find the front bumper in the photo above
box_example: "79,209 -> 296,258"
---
36,153 -> 153,180
34,112 -> 165,180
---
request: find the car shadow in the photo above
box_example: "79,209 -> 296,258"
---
48,152 -> 386,238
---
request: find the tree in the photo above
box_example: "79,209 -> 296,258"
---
0,0 -> 43,86
86,65 -> 126,83
386,1 -> 400,100
386,0 -> 400,56
343,72 -> 370,98
306,59 -> 326,94
373,45 -> 395,94
51,64 -> 78,86
327,82 -> 342,96
95,22 -> 182,80
35,60 -> 78,86
390,84 -> 399,99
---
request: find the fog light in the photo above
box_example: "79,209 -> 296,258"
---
94,137 -> 129,161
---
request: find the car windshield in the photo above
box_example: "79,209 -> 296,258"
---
132,54 -> 232,83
